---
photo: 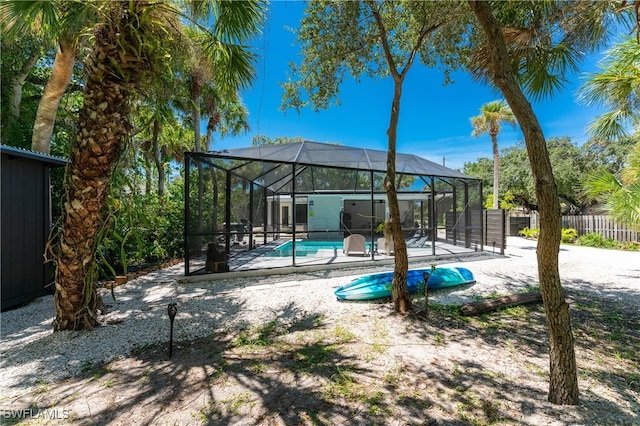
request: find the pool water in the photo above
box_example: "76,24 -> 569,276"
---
265,240 -> 344,257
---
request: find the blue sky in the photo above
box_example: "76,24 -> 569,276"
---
219,1 -> 612,170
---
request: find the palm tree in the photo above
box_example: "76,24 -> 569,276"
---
134,56 -> 191,197
470,100 -> 516,209
31,37 -> 77,154
579,36 -> 640,230
53,1 -> 174,330
203,88 -> 250,151
468,0 -> 623,405
0,1 -> 94,154
52,0 -> 265,331
183,1 -> 261,152
179,11 -> 260,249
136,93 -> 192,198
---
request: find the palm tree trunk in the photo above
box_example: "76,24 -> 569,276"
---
143,157 -> 153,195
192,77 -> 205,249
9,48 -> 40,125
32,40 -> 76,154
469,0 -> 578,405
151,119 -> 166,198
491,133 -> 500,209
54,2 -> 143,331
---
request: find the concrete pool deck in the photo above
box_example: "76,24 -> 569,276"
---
182,237 -> 487,282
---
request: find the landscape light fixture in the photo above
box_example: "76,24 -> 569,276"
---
167,302 -> 177,358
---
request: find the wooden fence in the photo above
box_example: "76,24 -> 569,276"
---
528,214 -> 639,242
484,209 -> 506,254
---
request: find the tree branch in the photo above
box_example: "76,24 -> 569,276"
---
367,1 -> 451,82
400,20 -> 449,80
617,0 -> 640,40
367,1 -> 400,81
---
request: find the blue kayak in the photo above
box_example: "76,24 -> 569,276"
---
334,267 -> 475,301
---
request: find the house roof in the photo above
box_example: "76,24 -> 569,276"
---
202,140 -> 473,179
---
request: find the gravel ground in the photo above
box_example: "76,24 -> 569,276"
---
1,236 -> 638,420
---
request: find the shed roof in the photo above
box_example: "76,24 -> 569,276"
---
0,145 -> 68,167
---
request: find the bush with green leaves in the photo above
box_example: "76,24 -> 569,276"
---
561,228 -> 579,243
618,241 -> 640,251
96,177 -> 185,278
518,227 -> 539,239
576,232 -> 619,249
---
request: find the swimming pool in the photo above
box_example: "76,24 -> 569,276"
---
265,240 -> 344,257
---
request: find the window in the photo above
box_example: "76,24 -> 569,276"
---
296,204 -> 308,225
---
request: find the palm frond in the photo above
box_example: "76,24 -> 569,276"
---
212,0 -> 266,42
581,168 -> 623,203
577,36 -> 640,138
587,110 -> 634,140
606,182 -> 640,229
518,40 -> 582,101
181,0 -> 266,41
205,40 -> 258,92
471,2 -> 618,102
1,0 -> 60,38
620,141 -> 640,185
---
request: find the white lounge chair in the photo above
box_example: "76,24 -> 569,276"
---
377,237 -> 394,255
343,234 -> 367,256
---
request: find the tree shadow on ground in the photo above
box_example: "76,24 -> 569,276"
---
17,298 -> 376,425
6,287 -> 639,425
405,288 -> 639,424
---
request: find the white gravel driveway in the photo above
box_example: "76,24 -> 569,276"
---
1,236 -> 638,402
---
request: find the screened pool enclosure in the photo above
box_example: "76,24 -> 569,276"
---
185,141 -> 483,275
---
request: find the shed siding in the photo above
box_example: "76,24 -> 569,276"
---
1,153 -> 50,309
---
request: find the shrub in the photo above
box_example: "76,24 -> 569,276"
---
619,241 -> 640,251
561,228 -> 579,243
518,227 -> 539,239
576,232 -> 618,249
518,227 -> 639,251
96,178 -> 185,278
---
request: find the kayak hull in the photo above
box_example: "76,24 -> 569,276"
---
334,267 -> 475,301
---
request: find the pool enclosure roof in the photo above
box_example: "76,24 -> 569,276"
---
198,141 -> 477,192
204,141 -> 474,181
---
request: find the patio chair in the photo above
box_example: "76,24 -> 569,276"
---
343,234 -> 368,256
377,237 -> 394,255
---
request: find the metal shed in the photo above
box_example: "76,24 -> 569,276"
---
184,141 -> 483,275
1,145 -> 67,310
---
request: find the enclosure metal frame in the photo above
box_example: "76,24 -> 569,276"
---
184,144 -> 482,275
